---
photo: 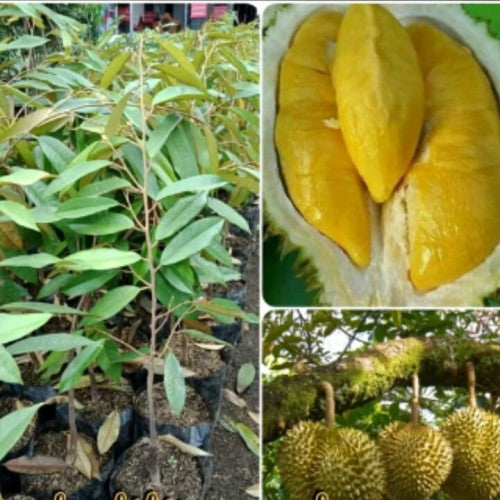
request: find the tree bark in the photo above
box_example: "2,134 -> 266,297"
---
264,336 -> 500,442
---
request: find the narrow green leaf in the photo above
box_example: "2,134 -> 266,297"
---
0,313 -> 52,344
0,35 -> 48,52
231,421 -> 259,456
100,52 -> 131,89
75,177 -> 131,198
160,217 -> 224,266
0,168 -> 50,186
146,114 -> 181,159
181,329 -> 232,347
59,342 -> 104,392
155,192 -> 207,241
62,270 -> 118,299
207,197 -> 250,233
104,92 -> 130,138
60,249 -> 142,271
0,302 -> 84,315
157,64 -> 206,92
80,285 -> 140,326
0,108 -> 58,143
166,121 -> 199,178
0,345 -> 22,383
0,403 -> 44,462
153,36 -> 198,76
37,135 -> 75,173
7,332 -> 95,355
0,200 -> 39,231
152,85 -> 207,105
156,175 -> 227,200
56,197 -> 119,219
164,351 -> 185,417
44,160 -> 111,198
0,253 -> 60,269
69,212 -> 134,235
236,362 -> 256,394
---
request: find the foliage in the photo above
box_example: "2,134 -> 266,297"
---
0,2 -> 259,473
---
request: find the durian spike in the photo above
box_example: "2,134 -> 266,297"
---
465,361 -> 477,409
411,372 -> 420,425
318,381 -> 335,429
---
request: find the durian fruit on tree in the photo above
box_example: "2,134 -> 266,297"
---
277,381 -> 385,500
379,373 -> 453,500
441,362 -> 500,500
264,4 -> 500,306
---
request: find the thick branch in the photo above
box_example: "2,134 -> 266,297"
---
264,337 -> 500,442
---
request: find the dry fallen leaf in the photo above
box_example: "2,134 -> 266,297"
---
97,410 -> 120,455
71,435 -> 99,480
44,395 -> 84,410
158,434 -> 211,457
248,411 -> 260,425
224,388 -> 247,409
246,483 -> 260,498
4,455 -> 67,474
135,355 -> 196,378
194,342 -> 225,351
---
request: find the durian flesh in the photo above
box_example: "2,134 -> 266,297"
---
264,4 -> 500,306
379,422 -> 453,500
441,407 -> 500,500
278,421 -> 385,500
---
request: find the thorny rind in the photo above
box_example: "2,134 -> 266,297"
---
264,337 -> 500,441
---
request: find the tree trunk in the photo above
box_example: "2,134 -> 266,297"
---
264,337 -> 500,442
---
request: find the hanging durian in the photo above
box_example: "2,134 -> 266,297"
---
277,381 -> 385,500
441,362 -> 500,500
379,373 -> 453,499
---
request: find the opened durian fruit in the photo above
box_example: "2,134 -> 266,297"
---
277,381 -> 385,500
264,4 -> 500,306
441,362 -> 500,500
379,373 -> 453,500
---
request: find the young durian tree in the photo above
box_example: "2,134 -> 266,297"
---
441,362 -> 500,500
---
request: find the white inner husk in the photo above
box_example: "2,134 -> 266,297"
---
263,3 -> 500,306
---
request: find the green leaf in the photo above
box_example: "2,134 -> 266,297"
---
0,108 -> 59,143
44,160 -> 111,198
207,197 -> 250,233
196,298 -> 258,324
203,126 -> 219,172
75,177 -> 131,198
155,192 -> 207,241
60,249 -> 142,271
230,421 -> 259,456
104,92 -> 130,138
147,114 -> 182,159
37,274 -> 72,300
100,52 -> 131,89
59,341 -> 104,392
0,253 -> 60,269
0,168 -> 50,186
160,217 -> 224,266
0,345 -> 22,383
155,175 -> 227,200
0,403 -> 43,462
0,313 -> 52,344
56,197 -> 119,219
164,351 -> 185,417
0,200 -> 39,231
181,329 -> 232,347
80,286 -> 140,326
166,121 -> 199,178
154,37 -> 199,77
0,35 -> 48,52
236,362 -> 256,394
157,64 -> 206,92
0,302 -> 84,315
7,332 -> 95,355
152,85 -> 207,105
62,270 -> 118,299
37,136 -> 75,173
69,212 -> 134,235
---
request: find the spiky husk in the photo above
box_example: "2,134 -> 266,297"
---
441,407 -> 500,500
379,422 -> 453,499
277,421 -> 324,500
313,427 -> 386,500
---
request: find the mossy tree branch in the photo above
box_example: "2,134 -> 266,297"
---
264,337 -> 500,442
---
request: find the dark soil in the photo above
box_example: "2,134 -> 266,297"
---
0,396 -> 35,453
134,383 -> 210,427
111,437 -> 203,499
207,204 -> 260,499
18,363 -> 43,387
170,333 -> 225,378
22,432 -> 108,497
74,381 -> 133,422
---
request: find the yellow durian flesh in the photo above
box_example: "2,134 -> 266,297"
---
379,422 -> 453,500
405,22 -> 500,291
332,4 -> 424,203
441,407 -> 500,500
275,11 -> 371,268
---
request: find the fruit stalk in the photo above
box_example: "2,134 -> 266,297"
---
411,371 -> 420,425
466,361 -> 477,409
319,381 -> 335,429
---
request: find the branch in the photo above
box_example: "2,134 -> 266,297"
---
263,336 -> 500,442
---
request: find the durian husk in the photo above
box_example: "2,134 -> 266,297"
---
263,3 -> 500,306
441,407 -> 500,500
379,422 -> 453,500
